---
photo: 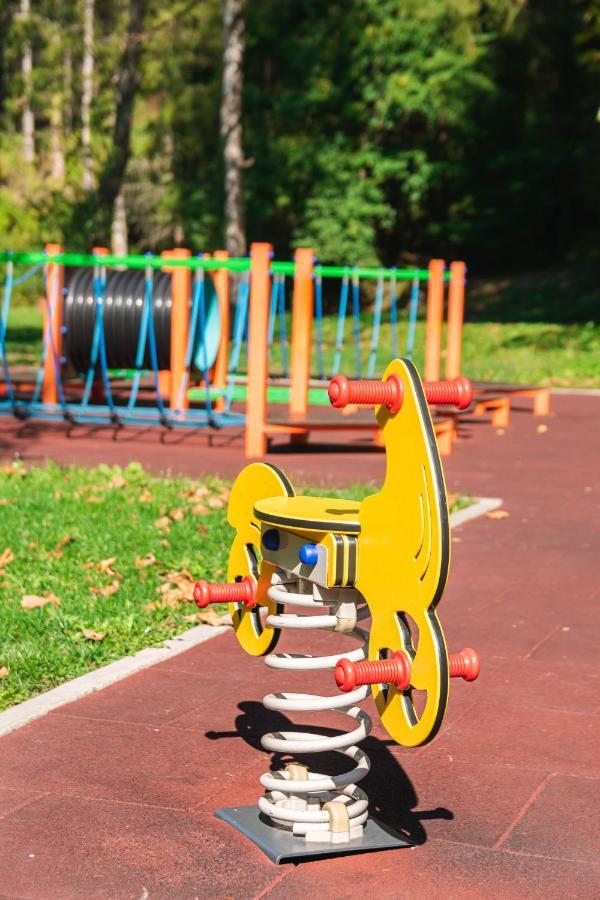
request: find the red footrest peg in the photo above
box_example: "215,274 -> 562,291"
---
328,374 -> 472,413
448,647 -> 480,681
334,647 -> 480,692
335,652 -> 411,693
193,576 -> 256,609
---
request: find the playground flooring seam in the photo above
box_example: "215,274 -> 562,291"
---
491,773 -> 556,849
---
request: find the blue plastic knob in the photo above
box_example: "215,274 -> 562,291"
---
262,529 -> 280,551
299,543 -> 319,566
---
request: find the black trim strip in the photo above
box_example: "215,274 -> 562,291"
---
253,508 -> 361,534
346,536 -> 357,584
332,533 -> 344,586
263,463 -> 295,498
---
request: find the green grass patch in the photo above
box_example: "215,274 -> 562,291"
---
0,460 -> 471,711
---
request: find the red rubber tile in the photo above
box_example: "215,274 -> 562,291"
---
0,794 -> 278,899
530,622 -> 600,666
60,642 -> 249,727
501,774 -> 600,864
470,656 -> 600,714
263,838 -> 600,900
0,787 -> 46,820
428,702 -> 600,777
0,712 -> 248,810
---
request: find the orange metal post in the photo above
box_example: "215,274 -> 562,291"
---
289,248 -> 314,431
445,261 -> 466,380
42,242 -> 64,405
424,258 -> 445,382
245,242 -> 272,458
212,250 -> 230,413
162,249 -> 191,410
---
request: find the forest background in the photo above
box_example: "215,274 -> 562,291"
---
0,1 -> 598,298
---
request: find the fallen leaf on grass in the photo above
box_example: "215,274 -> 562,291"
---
160,539 -> 170,547
138,488 -> 153,503
1,463 -> 27,478
0,548 -> 14,572
85,495 -> 104,504
0,666 -> 8,679
0,498 -> 10,507
90,580 -> 120,597
22,592 -> 61,610
162,569 -> 195,595
154,516 -> 171,530
82,629 -> 106,641
50,534 -> 74,558
169,507 -> 185,522
108,474 -> 127,489
197,523 -> 207,535
135,553 -> 157,569
188,485 -> 210,503
206,496 -> 224,510
486,509 -> 509,520
54,490 -> 62,501
97,557 -> 118,575
190,504 -> 208,516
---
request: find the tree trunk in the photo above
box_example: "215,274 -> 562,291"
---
111,188 -> 128,255
221,0 -> 247,257
0,4 -> 13,126
81,0 -> 95,190
96,0 -> 147,219
64,47 -> 72,136
20,0 -> 35,164
50,94 -> 65,184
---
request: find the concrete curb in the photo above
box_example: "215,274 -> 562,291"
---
0,497 -> 503,739
450,496 -> 503,528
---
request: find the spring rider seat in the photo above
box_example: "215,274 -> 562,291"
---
194,359 -> 479,863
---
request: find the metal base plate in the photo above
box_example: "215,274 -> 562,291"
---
215,805 -> 413,864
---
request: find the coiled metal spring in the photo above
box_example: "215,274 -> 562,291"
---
257,571 -> 372,844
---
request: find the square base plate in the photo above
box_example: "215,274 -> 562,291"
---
215,805 -> 413,864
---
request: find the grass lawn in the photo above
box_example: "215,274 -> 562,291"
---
3,262 -> 599,387
0,461 -> 469,712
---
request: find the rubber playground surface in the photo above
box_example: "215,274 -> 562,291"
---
0,393 -> 598,898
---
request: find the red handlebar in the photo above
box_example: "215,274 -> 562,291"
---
334,647 -> 480,693
328,374 -> 472,413
193,576 -> 256,609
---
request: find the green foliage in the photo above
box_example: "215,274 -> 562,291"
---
0,0 -> 598,270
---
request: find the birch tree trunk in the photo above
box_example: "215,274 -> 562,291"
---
111,189 -> 129,255
20,0 -> 35,164
221,0 -> 246,257
64,47 -> 72,136
50,94 -> 65,183
0,5 -> 13,126
82,0 -> 95,191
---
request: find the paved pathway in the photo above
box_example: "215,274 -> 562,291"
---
0,396 -> 598,898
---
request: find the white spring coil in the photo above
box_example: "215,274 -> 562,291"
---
257,573 -> 372,843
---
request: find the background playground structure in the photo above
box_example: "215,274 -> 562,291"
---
0,242 -> 570,458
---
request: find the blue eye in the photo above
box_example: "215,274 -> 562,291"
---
262,529 -> 280,551
299,543 -> 319,565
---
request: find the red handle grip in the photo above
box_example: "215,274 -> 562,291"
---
193,576 -> 256,609
328,374 -> 472,413
334,647 -> 480,693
